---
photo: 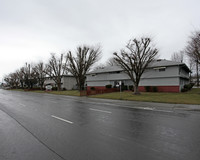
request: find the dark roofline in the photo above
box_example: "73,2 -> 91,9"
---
45,74 -> 74,79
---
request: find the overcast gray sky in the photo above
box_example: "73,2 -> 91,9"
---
0,0 -> 200,81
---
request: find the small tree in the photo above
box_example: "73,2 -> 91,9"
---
67,45 -> 101,91
20,63 -> 37,89
16,68 -> 25,88
186,31 -> 200,86
45,53 -> 68,91
4,73 -> 19,88
114,37 -> 158,94
106,57 -> 117,66
32,62 -> 47,90
171,50 -> 184,62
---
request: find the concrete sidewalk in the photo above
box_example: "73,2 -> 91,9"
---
45,93 -> 200,112
84,97 -> 200,112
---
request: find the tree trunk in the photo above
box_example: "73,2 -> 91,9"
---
196,62 -> 199,87
76,78 -> 82,91
133,85 -> 140,95
40,84 -> 43,90
57,84 -> 61,91
40,81 -> 44,90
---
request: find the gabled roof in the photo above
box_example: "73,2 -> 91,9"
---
88,59 -> 190,74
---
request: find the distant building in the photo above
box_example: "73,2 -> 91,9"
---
44,75 -> 77,90
86,59 -> 191,92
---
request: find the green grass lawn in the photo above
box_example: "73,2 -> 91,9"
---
9,88 -> 200,104
10,89 -> 80,97
90,88 -> 200,105
33,90 -> 80,96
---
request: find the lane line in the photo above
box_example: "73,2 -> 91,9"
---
143,107 -> 154,111
89,108 -> 112,114
154,110 -> 173,113
19,103 -> 26,107
51,115 -> 73,124
48,100 -> 58,104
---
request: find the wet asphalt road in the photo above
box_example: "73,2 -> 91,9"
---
0,89 -> 200,160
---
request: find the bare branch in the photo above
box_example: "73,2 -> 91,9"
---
45,53 -> 68,91
113,37 -> 158,94
67,45 -> 101,91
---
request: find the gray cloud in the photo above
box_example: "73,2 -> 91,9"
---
0,0 -> 200,80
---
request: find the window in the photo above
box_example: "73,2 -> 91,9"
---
159,68 -> 165,72
109,71 -> 121,74
153,67 -> 166,72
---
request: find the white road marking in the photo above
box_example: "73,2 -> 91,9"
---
154,110 -> 173,113
89,108 -> 112,114
51,115 -> 73,124
143,107 -> 154,110
48,100 -> 57,103
19,103 -> 26,107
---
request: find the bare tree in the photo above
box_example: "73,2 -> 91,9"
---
171,50 -> 184,62
106,57 -> 117,66
93,63 -> 105,70
32,62 -> 47,90
4,74 -> 12,87
45,53 -> 68,91
4,72 -> 19,88
187,57 -> 195,82
11,72 -> 21,88
186,31 -> 200,86
20,63 -> 37,89
93,57 -> 116,70
67,45 -> 101,91
114,37 -> 158,94
16,68 -> 26,88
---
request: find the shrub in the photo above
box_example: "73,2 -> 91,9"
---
129,85 -> 134,91
62,87 -> 66,91
191,82 -> 195,88
122,85 -> 128,91
145,86 -> 151,92
52,87 -> 58,91
181,88 -> 188,92
105,84 -> 112,89
184,84 -> 189,90
90,87 -> 96,90
152,86 -> 158,92
183,83 -> 194,92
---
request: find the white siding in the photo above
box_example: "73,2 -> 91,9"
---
44,76 -> 76,90
62,77 -> 77,90
87,81 -> 110,86
142,66 -> 179,79
140,77 -> 179,86
87,72 -> 130,81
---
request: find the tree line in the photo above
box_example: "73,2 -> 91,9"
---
4,45 -> 101,91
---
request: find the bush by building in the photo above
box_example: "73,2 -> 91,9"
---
90,87 -> 96,90
145,86 -> 151,92
105,84 -> 112,89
